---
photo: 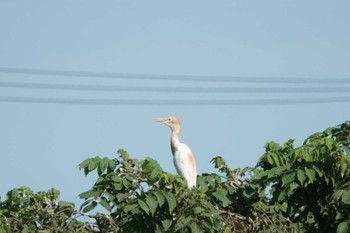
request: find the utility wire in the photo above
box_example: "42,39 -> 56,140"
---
0,96 -> 349,106
1,67 -> 350,84
0,81 -> 349,93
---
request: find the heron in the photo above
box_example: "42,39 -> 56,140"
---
156,116 -> 197,189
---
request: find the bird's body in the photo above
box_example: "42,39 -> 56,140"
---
156,116 -> 197,189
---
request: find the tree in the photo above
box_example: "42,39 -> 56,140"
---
1,121 -> 349,232
255,120 -> 350,232
0,187 -> 90,232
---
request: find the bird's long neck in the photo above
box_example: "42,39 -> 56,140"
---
170,126 -> 180,155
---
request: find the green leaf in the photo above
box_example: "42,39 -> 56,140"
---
333,189 -> 345,202
162,219 -> 172,231
337,221 -> 350,233
153,191 -> 165,207
267,153 -> 275,165
279,202 -> 288,213
286,182 -> 299,196
123,203 -> 138,213
82,201 -> 97,213
97,158 -> 109,176
297,169 -> 306,186
137,199 -> 150,215
80,199 -> 92,212
265,142 -> 280,152
282,172 -> 296,187
210,156 -> 226,169
197,176 -> 209,193
340,161 -> 347,177
47,188 -> 60,201
79,157 -> 102,175
79,190 -> 101,199
109,173 -> 123,183
108,160 -> 116,171
88,157 -> 99,171
194,207 -> 204,214
145,195 -> 158,216
122,179 -> 132,189
118,149 -> 129,160
99,198 -> 111,212
243,186 -> 256,199
141,157 -> 163,184
163,192 -> 177,213
58,201 -> 75,208
78,158 -> 91,170
341,190 -> 350,204
191,223 -> 204,233
174,216 -> 192,232
305,167 -> 316,183
213,188 -> 231,207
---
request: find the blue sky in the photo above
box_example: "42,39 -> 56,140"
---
0,1 -> 349,208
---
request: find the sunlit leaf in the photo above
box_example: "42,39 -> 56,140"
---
337,221 -> 350,233
341,190 -> 350,204
162,219 -> 172,231
213,188 -> 231,207
305,168 -> 316,183
282,172 -> 296,187
79,190 -> 101,199
297,169 -> 306,186
190,223 -> 204,233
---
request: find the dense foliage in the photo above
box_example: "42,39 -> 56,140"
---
0,121 -> 349,232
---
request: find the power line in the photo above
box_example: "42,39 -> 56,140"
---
0,81 -> 349,93
1,67 -> 350,84
0,96 -> 349,106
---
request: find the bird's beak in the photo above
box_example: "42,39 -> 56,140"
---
155,117 -> 167,123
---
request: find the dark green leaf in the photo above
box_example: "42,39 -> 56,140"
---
99,198 -> 111,212
267,153 -> 274,165
210,156 -> 226,169
108,160 -> 116,171
163,192 -> 177,213
153,191 -> 165,207
97,158 -> 109,176
123,203 -> 138,213
82,201 -> 97,213
146,195 -> 158,216
137,199 -> 150,215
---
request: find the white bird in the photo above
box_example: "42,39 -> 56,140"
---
156,116 -> 197,189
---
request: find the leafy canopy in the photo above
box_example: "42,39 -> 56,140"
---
0,121 -> 349,232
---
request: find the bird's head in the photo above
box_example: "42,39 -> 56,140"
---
155,116 -> 181,130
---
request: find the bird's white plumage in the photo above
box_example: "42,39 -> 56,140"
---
156,116 -> 197,189
173,143 -> 197,188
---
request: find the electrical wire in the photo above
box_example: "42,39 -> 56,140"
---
0,96 -> 349,106
0,81 -> 349,93
1,67 -> 350,84
1,81 -> 350,93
